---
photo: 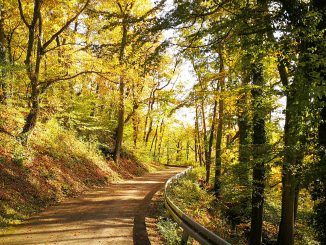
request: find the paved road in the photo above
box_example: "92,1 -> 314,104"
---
1,167 -> 182,245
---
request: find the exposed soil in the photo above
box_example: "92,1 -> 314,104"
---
0,167 -> 183,245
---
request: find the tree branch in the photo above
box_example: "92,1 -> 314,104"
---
38,70 -> 115,92
0,127 -> 15,138
17,0 -> 30,28
42,0 -> 90,51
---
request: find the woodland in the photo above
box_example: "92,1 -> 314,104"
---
0,0 -> 325,245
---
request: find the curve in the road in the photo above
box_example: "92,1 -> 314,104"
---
0,167 -> 182,245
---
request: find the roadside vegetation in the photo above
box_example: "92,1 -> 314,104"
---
161,167 -> 317,244
0,106 -> 157,228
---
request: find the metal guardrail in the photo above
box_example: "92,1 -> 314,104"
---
164,167 -> 231,245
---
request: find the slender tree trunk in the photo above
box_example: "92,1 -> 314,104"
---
114,76 -> 125,162
166,140 -> 170,165
214,50 -> 225,196
195,104 -> 202,165
198,144 -> 203,166
0,5 -> 7,104
208,99 -> 218,159
194,133 -> 198,162
113,19 -> 128,163
157,121 -> 164,160
143,89 -> 154,143
200,100 -> 210,183
150,123 -> 158,153
132,112 -> 139,147
145,118 -> 153,144
176,140 -> 181,162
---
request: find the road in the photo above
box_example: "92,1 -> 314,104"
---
1,167 -> 182,245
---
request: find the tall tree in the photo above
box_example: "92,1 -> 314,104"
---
0,2 -> 7,104
214,49 -> 225,196
250,62 -> 267,245
18,0 -> 90,142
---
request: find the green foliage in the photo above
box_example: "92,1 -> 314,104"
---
166,167 -> 246,243
32,119 -> 107,167
157,217 -> 182,245
170,178 -> 214,212
12,143 -> 26,167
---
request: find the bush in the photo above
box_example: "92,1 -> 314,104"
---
157,217 -> 182,244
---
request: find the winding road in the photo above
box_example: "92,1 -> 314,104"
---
1,167 -> 182,245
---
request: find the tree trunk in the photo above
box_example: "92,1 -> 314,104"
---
157,121 -> 165,161
200,100 -> 209,183
113,19 -> 128,163
238,67 -> 251,188
208,99 -> 218,161
22,83 -> 39,135
150,123 -> 158,153
145,118 -> 153,144
166,140 -> 170,165
0,6 -> 7,104
186,141 -> 189,161
143,88 -> 154,144
275,59 -> 296,244
176,140 -> 181,162
195,104 -> 202,165
113,76 -> 125,163
20,0 -> 42,141
250,63 -> 267,245
214,50 -> 225,196
132,112 -> 139,147
311,1 -> 326,242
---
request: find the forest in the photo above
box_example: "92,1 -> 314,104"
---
0,0 -> 325,244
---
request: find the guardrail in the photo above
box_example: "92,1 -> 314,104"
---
164,167 -> 231,245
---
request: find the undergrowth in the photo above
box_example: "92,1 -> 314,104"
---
165,167 -> 243,244
162,166 -> 317,244
0,111 -> 154,229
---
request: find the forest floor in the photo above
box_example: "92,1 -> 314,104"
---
0,167 -> 182,244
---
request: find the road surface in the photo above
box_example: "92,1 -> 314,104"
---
1,167 -> 182,245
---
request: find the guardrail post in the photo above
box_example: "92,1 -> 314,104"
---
181,230 -> 189,245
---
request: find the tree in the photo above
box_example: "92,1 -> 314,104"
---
88,0 -> 168,163
17,0 -> 90,142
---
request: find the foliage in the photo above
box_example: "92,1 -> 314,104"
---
157,217 -> 182,245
